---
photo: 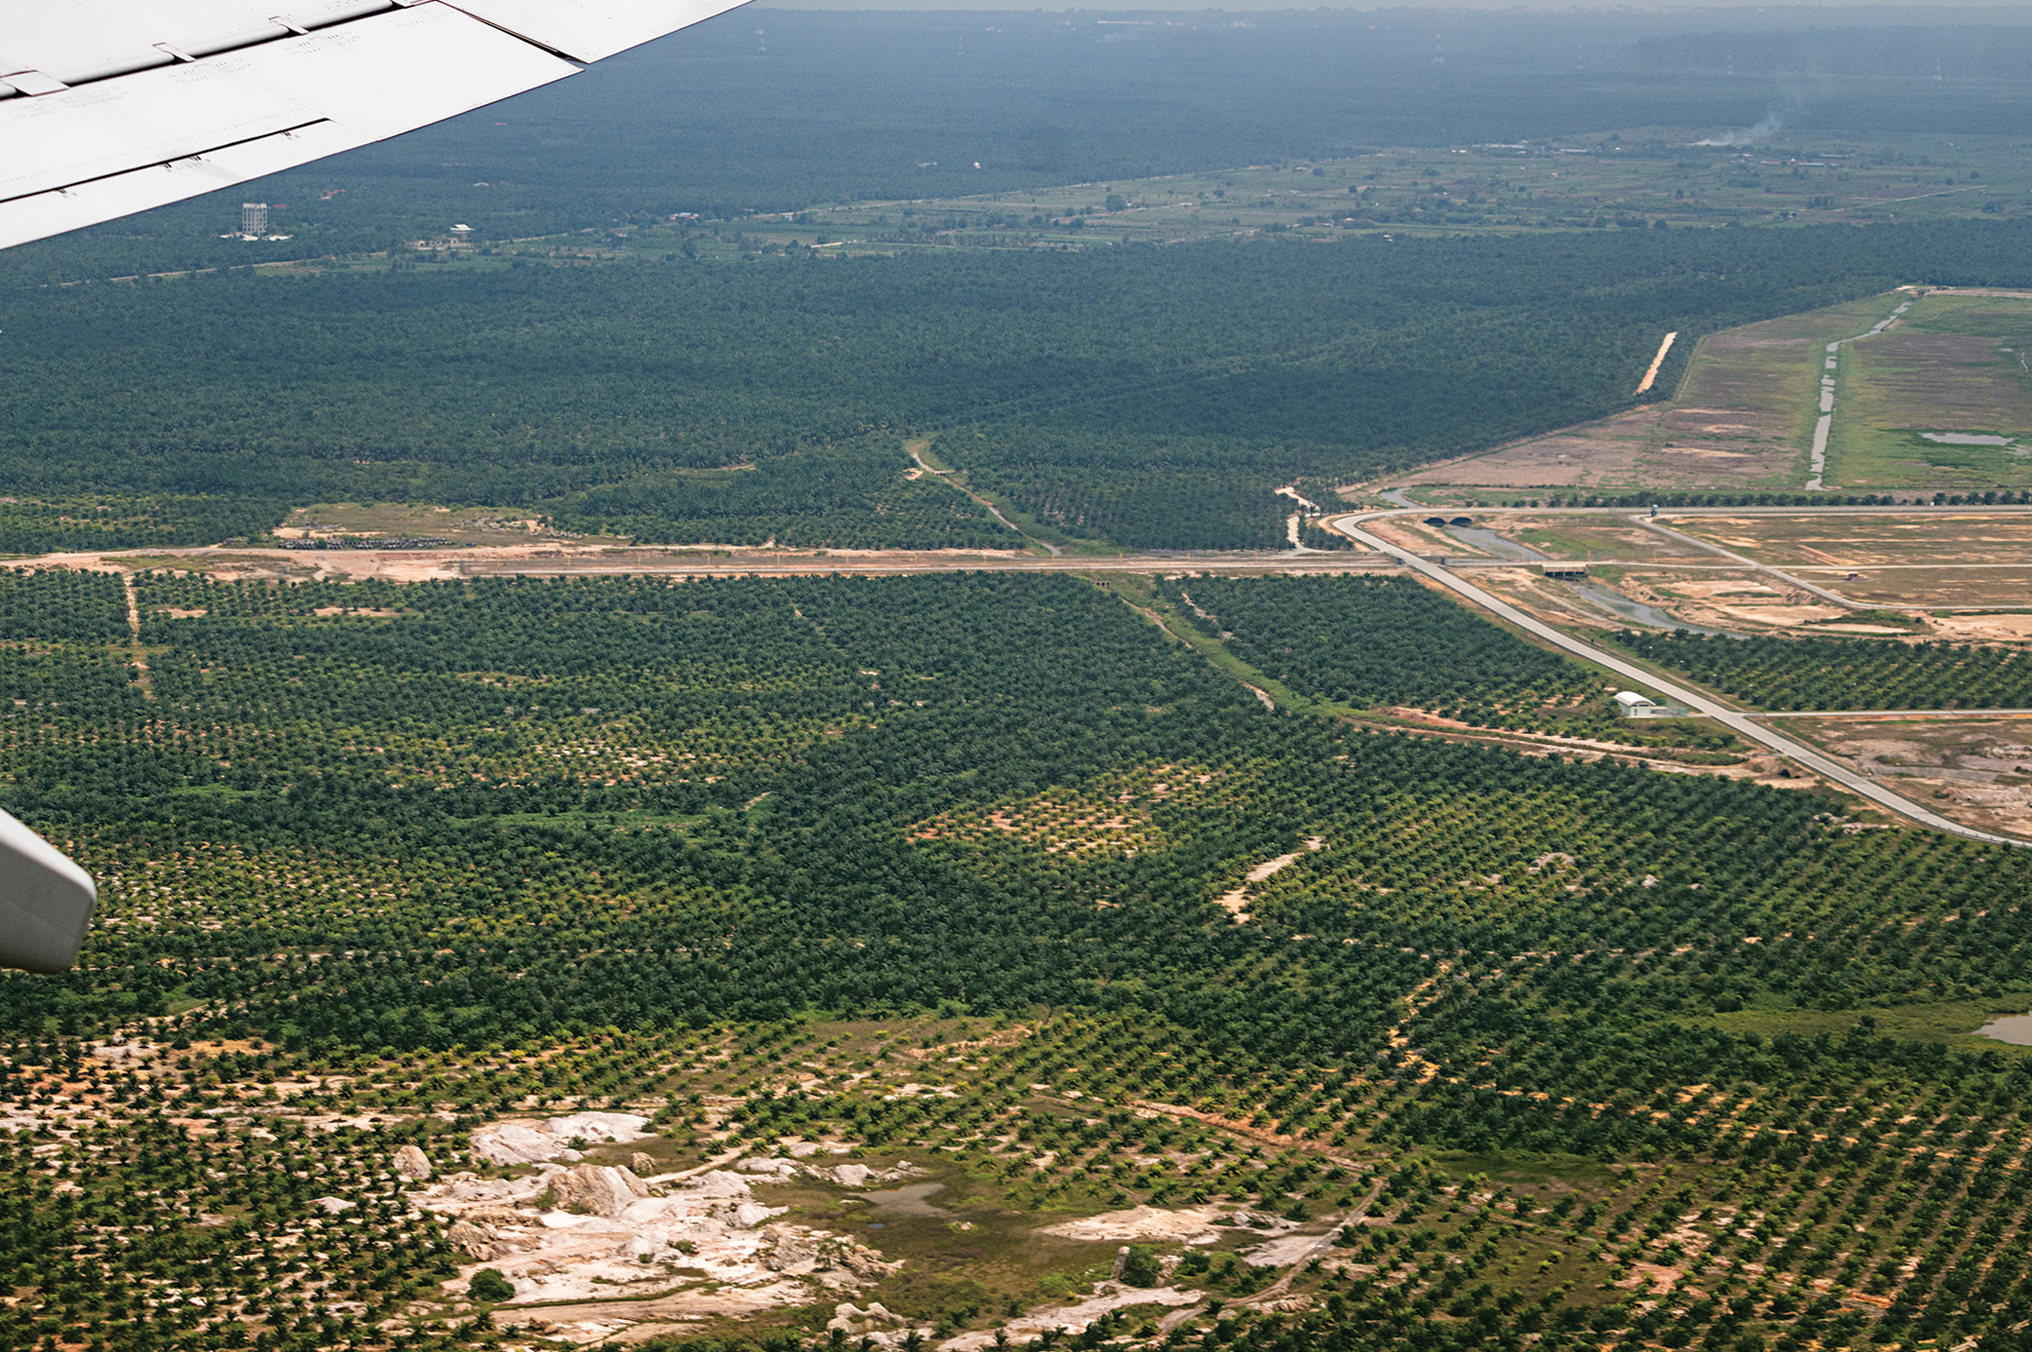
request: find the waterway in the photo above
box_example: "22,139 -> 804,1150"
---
1565,581 -> 1734,637
865,1181 -> 950,1217
1441,526 -> 1545,561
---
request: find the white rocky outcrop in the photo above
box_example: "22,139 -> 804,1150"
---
469,1112 -> 652,1165
762,1230 -> 900,1286
447,1219 -> 501,1260
829,1301 -> 906,1336
801,1160 -> 926,1188
393,1144 -> 433,1180
690,1169 -> 752,1199
737,1157 -> 800,1178
540,1111 -> 651,1143
472,1123 -> 582,1166
414,1117 -> 899,1331
553,1164 -> 654,1218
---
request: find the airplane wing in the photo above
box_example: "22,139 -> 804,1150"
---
0,0 -> 752,252
0,812 -> 96,974
0,1 -> 750,972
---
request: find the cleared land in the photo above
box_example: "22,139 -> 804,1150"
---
1785,714 -> 2032,840
1672,512 -> 2032,567
1399,295 -> 1902,492
1828,291 -> 2032,491
556,130 -> 2032,264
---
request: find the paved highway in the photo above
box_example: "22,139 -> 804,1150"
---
1331,511 -> 2030,848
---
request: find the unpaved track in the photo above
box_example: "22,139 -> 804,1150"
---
907,444 -> 1062,557
1808,296 -> 1913,490
119,572 -> 152,700
1633,331 -> 1677,395
1331,510 -> 2031,849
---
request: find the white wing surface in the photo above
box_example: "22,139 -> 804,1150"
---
0,812 -> 96,974
0,0 -> 751,251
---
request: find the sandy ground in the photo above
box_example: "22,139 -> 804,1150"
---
1595,572 -> 1855,633
1212,838 -> 1325,921
1675,515 -> 2032,568
1931,613 -> 2032,641
1634,332 -> 1679,395
1036,1205 -> 1228,1245
1242,1232 -> 1330,1269
1397,405 -> 1797,491
10,542 -> 1403,586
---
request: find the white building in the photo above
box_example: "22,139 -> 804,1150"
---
241,202 -> 268,236
1614,691 -> 1664,718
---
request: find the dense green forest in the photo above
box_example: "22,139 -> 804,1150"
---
13,219 -> 2032,552
1,567 -> 2031,1348
1619,630 -> 2032,711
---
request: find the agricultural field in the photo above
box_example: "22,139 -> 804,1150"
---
8,566 -> 2032,1351
1617,631 -> 2032,712
1148,573 -> 1738,757
1397,283 -> 2032,502
1652,513 -> 2032,612
1827,291 -> 2032,492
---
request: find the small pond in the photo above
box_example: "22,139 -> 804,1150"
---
864,1181 -> 950,1217
1977,1013 -> 2032,1046
1920,432 -> 2016,446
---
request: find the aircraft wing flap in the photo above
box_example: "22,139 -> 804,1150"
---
444,0 -> 744,63
0,2 -> 578,250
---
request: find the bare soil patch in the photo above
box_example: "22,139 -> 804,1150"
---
1036,1205 -> 1228,1245
1675,515 -> 2032,568
1786,716 -> 2032,840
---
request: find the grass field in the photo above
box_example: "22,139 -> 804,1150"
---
1828,291 -> 2032,491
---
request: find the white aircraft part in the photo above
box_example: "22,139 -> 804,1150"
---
0,0 -> 751,252
0,811 -> 96,975
0,0 -> 395,86
445,0 -> 746,63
